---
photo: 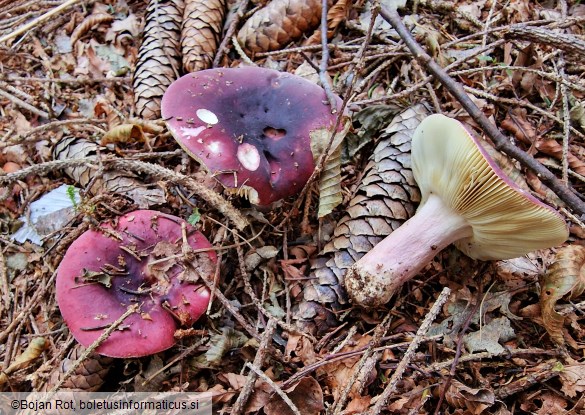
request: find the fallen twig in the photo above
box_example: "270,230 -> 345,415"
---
507,26 -> 585,57
231,319 -> 277,415
245,361 -> 302,415
0,87 -> 49,118
49,304 -> 139,392
213,0 -> 250,67
0,157 -> 249,231
0,0 -> 83,44
318,0 -> 338,111
368,287 -> 451,415
379,6 -> 585,217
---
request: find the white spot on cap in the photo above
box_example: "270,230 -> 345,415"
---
196,109 -> 218,125
237,143 -> 260,171
208,141 -> 221,154
180,126 -> 206,140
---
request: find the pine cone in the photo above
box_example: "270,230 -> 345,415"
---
237,0 -> 323,54
295,104 -> 430,334
181,0 -> 226,72
45,345 -> 114,391
133,0 -> 184,119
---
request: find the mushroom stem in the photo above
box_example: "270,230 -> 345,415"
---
346,194 -> 473,307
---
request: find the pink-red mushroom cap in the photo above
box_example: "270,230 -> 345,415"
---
161,67 -> 343,205
345,114 -> 569,307
56,210 -> 216,358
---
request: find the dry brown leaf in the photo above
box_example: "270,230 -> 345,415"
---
317,334 -> 375,401
305,0 -> 349,45
502,108 -> 585,175
70,13 -> 114,47
0,338 -> 46,386
532,391 -> 568,414
237,0 -> 324,54
106,14 -> 142,45
540,245 -> 585,345
100,123 -> 146,146
264,376 -> 324,415
181,0 -> 226,72
133,0 -> 184,119
558,363 -> 585,398
345,395 -> 372,414
535,140 -> 585,176
445,379 -> 495,414
284,333 -> 319,366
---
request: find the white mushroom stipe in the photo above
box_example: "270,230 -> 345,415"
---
237,143 -> 261,171
196,108 -> 219,125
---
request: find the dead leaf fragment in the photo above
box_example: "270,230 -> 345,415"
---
464,316 -> 516,354
540,245 -> 585,345
71,13 -> 114,47
264,376 -> 324,415
100,123 -> 146,146
0,338 -> 47,386
558,363 -> 585,398
445,379 -> 495,414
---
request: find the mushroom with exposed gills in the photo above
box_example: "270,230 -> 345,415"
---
56,210 -> 216,358
161,67 -> 343,206
345,114 -> 569,307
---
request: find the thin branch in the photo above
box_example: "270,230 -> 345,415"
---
0,0 -> 83,44
0,157 -> 250,231
231,319 -> 277,415
0,87 -> 49,118
50,304 -> 139,392
368,287 -> 451,415
213,0 -> 250,67
318,0 -> 338,110
245,362 -> 302,415
379,6 -> 585,216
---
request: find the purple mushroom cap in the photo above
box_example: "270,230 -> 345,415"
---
161,67 -> 343,205
56,210 -> 216,358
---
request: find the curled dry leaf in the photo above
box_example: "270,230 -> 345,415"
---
296,104 -> 429,334
237,0 -> 324,54
44,344 -> 114,391
0,338 -> 47,386
501,108 -> 585,175
100,123 -> 146,146
181,0 -> 226,72
70,13 -> 114,47
305,0 -> 349,45
540,245 -> 585,345
53,136 -> 166,208
133,0 -> 184,119
445,379 -> 495,415
311,121 -> 348,218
